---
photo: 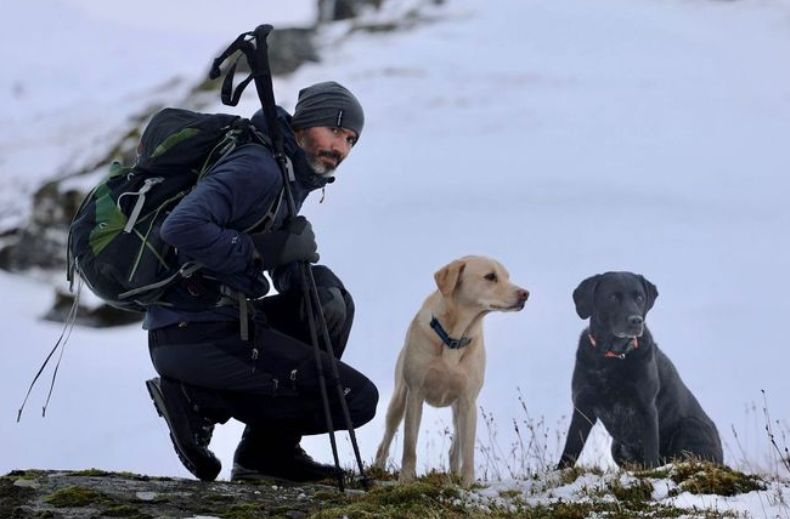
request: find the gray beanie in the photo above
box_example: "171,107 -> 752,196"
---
291,81 -> 364,139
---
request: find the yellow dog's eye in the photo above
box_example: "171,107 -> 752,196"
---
484,273 -> 497,282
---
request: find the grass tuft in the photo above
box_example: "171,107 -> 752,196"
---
668,461 -> 765,496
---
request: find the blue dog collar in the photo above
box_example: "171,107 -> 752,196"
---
430,316 -> 472,349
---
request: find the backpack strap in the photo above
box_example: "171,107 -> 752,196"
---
118,262 -> 202,300
17,278 -> 82,422
196,124 -> 272,182
244,186 -> 284,235
217,184 -> 286,341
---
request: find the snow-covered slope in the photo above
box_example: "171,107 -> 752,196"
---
2,2 -> 790,514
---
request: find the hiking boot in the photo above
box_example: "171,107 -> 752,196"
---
145,377 -> 221,481
231,444 -> 342,483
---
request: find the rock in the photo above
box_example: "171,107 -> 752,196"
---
0,470 -> 340,519
318,0 -> 385,22
42,288 -> 142,328
268,28 -> 320,76
0,182 -> 83,273
12,479 -> 39,489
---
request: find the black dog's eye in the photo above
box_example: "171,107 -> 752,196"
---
484,272 -> 498,282
609,293 -> 620,303
635,293 -> 645,303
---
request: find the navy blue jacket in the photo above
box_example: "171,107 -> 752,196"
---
143,107 -> 331,330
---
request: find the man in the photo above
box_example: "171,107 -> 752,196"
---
143,81 -> 378,483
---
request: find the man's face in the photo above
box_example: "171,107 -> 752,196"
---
294,126 -> 357,176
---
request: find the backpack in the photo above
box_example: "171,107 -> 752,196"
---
67,107 -> 272,312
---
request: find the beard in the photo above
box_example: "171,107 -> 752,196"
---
307,150 -> 342,177
296,133 -> 342,177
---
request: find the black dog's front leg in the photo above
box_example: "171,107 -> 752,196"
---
557,404 -> 597,469
640,405 -> 661,468
609,404 -> 661,468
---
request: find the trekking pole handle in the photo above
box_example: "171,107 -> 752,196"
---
209,31 -> 252,80
253,24 -> 274,45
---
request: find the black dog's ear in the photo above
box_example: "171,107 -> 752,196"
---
573,274 -> 601,319
639,275 -> 658,312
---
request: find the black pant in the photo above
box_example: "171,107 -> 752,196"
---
148,291 -> 378,454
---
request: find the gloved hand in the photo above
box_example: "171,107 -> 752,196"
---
251,216 -> 319,270
302,286 -> 347,338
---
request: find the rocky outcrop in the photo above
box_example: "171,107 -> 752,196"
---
3,463 -> 776,518
1,469 -> 354,519
318,0 -> 385,22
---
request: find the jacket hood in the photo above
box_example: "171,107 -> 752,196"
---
250,107 -> 333,190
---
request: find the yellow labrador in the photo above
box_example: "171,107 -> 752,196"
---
374,256 -> 529,487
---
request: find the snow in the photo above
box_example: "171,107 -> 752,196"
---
474,467 -> 790,517
2,0 -> 790,515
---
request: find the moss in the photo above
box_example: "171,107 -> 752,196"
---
67,468 -> 112,477
370,480 -> 444,505
103,504 -> 152,518
419,470 -> 463,492
311,500 -> 452,519
312,489 -> 345,503
609,478 -> 654,505
4,470 -> 46,481
67,468 -> 151,481
309,475 -> 465,519
364,465 -> 398,482
634,467 -> 672,480
202,493 -> 236,504
524,501 -> 591,519
669,461 -> 765,496
218,502 -> 270,519
44,485 -> 109,507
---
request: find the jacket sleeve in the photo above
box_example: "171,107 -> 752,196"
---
159,146 -> 282,275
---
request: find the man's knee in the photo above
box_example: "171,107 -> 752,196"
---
348,377 -> 378,428
341,289 -> 355,328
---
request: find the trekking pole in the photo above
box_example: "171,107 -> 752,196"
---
210,25 -> 369,491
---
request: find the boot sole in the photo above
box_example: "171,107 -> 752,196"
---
230,462 -> 343,485
230,463 -> 292,484
146,378 -> 220,482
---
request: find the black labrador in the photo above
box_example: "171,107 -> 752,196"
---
557,272 -> 723,469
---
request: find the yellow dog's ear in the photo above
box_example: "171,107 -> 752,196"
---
434,260 -> 466,297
